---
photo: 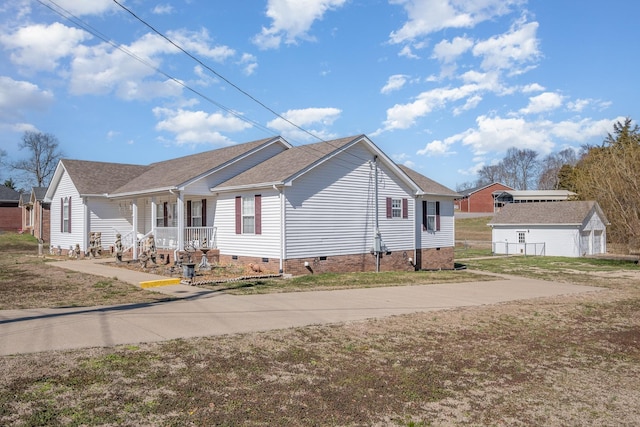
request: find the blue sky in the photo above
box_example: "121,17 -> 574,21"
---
1,0 -> 637,190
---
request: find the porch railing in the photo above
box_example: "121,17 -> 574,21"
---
154,226 -> 217,250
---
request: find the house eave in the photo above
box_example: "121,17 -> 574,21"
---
107,187 -> 178,199
211,182 -> 287,193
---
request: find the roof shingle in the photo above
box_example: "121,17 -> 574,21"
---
489,201 -> 607,225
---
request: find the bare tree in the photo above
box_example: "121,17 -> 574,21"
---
12,131 -> 64,187
537,148 -> 578,190
476,164 -> 504,187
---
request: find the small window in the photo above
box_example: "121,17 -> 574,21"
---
518,231 -> 526,244
391,199 -> 402,218
62,197 -> 70,233
426,201 -> 436,231
242,196 -> 255,234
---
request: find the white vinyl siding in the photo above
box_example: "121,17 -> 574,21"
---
284,145 -> 414,258
49,171 -> 85,252
416,197 -> 455,249
491,209 -> 607,257
216,189 -> 281,258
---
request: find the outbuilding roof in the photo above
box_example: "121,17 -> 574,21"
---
488,201 -> 609,226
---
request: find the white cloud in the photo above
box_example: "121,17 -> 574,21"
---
153,107 -> 252,146
0,22 -> 91,71
379,84 -> 481,132
253,0 -> 347,49
519,91 -> 564,114
398,45 -> 420,59
389,0 -> 523,44
521,83 -> 545,93
381,74 -> 409,94
432,36 -> 473,63
0,76 -> 54,119
68,30 -> 233,99
267,107 -> 341,141
49,0 -> 117,16
238,53 -> 258,76
431,115 -> 624,162
417,139 -> 456,156
472,20 -> 541,72
152,4 -> 174,15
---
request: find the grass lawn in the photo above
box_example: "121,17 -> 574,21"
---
1,232 -> 640,425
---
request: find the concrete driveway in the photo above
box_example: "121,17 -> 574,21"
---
0,275 -> 600,356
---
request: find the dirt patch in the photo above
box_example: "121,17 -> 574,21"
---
1,239 -> 640,425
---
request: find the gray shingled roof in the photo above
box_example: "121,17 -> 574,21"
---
0,186 -> 21,202
489,201 -> 608,225
397,165 -> 459,197
32,187 -> 48,201
61,159 -> 150,196
213,135 -> 361,189
111,137 -> 279,195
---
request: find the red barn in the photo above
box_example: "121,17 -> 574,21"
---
455,182 -> 514,213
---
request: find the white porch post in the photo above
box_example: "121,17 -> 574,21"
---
176,191 -> 185,251
151,197 -> 157,236
83,197 -> 90,254
132,199 -> 138,259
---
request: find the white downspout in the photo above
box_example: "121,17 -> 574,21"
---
132,199 -> 138,259
275,184 -> 285,274
83,197 -> 90,254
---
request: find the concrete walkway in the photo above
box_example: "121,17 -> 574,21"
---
0,260 -> 602,356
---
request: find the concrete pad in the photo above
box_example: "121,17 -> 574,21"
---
0,278 -> 601,356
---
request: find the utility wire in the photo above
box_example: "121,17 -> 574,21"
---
36,0 -> 276,137
112,0 -> 325,144
35,0 -> 379,172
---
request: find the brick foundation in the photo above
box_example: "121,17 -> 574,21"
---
283,250 -> 417,276
415,247 -> 455,270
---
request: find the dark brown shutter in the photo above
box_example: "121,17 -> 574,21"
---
201,199 -> 207,226
68,197 -> 71,233
422,200 -> 427,231
386,197 -> 392,218
435,201 -> 441,231
186,201 -> 192,227
235,196 -> 241,234
60,198 -> 64,233
255,195 -> 262,235
402,198 -> 408,219
163,202 -> 168,226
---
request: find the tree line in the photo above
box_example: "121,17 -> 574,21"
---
457,118 -> 640,250
3,121 -> 640,250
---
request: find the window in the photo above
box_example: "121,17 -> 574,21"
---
422,200 -> 440,232
187,200 -> 202,227
391,199 -> 402,218
61,197 -> 71,233
236,195 -> 261,235
386,197 -> 408,219
242,197 -> 255,233
518,231 -> 526,244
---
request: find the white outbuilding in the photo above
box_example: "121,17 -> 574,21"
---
489,201 -> 609,257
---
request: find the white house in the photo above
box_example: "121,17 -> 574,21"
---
45,135 -> 460,274
489,201 -> 609,257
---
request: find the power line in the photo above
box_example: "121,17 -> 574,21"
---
112,0 -> 326,145
36,0 -> 276,137
35,0 -> 377,171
